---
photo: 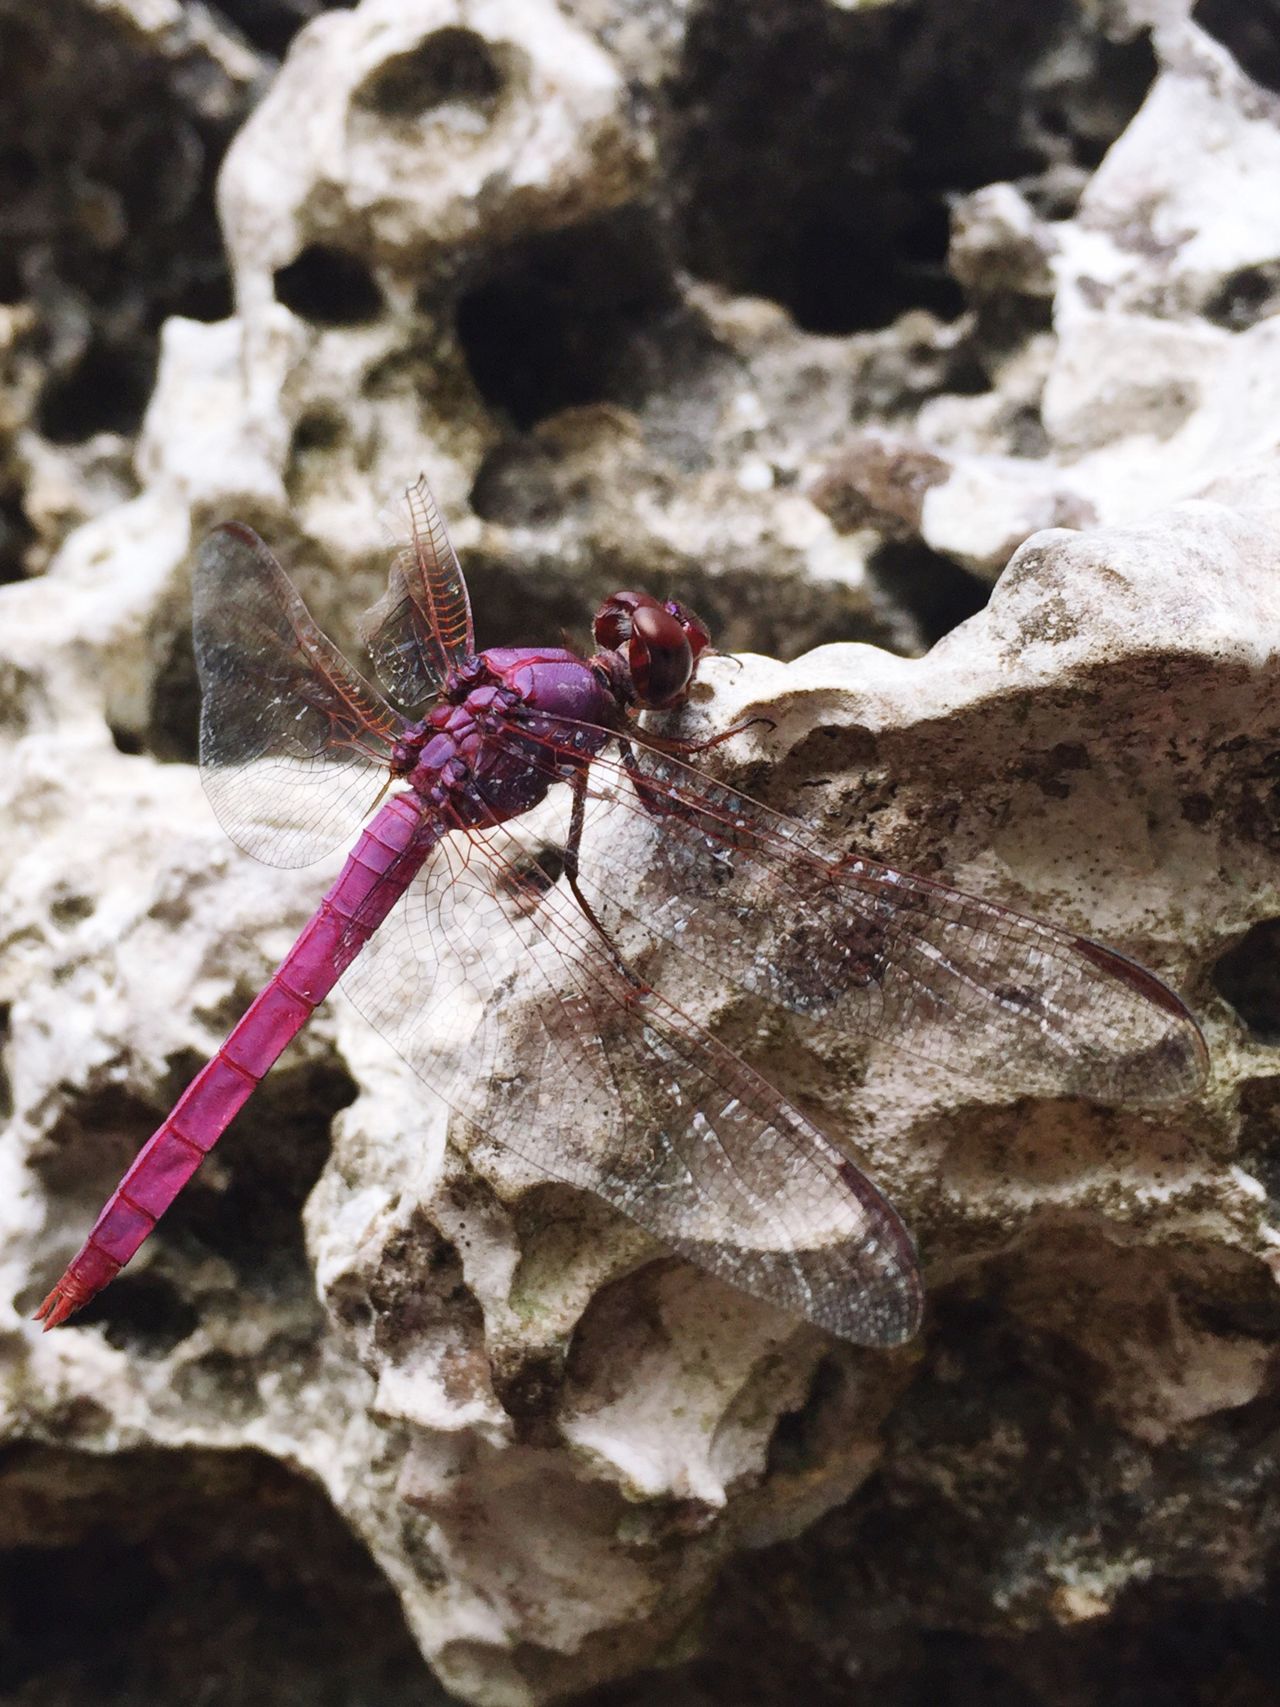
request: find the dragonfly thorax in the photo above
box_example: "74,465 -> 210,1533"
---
393,648 -> 618,826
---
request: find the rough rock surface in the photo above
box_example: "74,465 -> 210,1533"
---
3,1 -> 1280,1704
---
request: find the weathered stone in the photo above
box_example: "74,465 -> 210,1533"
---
3,2 -> 1280,1704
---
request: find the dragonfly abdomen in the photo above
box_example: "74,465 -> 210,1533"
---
35,795 -> 433,1328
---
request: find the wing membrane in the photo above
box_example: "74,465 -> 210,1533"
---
359,476 -> 474,706
477,715 -> 1209,1105
339,812 -> 923,1346
195,522 -> 401,868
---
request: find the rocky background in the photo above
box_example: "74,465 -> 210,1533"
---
3,0 -> 1280,1702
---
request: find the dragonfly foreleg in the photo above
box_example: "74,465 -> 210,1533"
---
631,715 -> 775,760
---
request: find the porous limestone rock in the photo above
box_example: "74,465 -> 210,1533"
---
3,1 -> 1280,1704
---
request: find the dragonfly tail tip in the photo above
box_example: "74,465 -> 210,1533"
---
34,1282 -> 80,1331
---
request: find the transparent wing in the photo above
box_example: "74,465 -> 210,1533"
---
359,476 -> 475,708
339,812 -> 923,1347
195,522 -> 402,869
478,715 -> 1209,1106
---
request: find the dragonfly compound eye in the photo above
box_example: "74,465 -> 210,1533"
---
594,591 -> 703,707
628,602 -> 695,707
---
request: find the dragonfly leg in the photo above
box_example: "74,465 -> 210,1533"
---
637,715 -> 775,759
616,736 -> 745,828
565,769 -> 647,994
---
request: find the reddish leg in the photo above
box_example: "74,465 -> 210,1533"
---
562,770 -> 648,990
637,715 -> 775,759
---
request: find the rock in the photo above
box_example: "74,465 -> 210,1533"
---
3,2 -> 1280,1705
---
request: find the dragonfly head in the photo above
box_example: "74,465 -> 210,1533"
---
593,590 -> 711,709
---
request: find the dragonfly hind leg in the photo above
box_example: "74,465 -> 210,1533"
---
564,769 -> 648,993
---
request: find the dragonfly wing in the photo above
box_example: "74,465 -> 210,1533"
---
338,812 -> 923,1346
487,720 -> 1208,1106
359,476 -> 475,707
195,523 -> 401,868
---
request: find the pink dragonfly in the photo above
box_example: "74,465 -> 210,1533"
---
36,480 -> 1208,1344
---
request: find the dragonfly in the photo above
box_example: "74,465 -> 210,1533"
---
36,479 -> 1208,1345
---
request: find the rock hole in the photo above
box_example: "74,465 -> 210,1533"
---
36,340 -> 158,444
32,1083 -> 161,1207
665,0 -> 1156,334
69,1270 -> 200,1356
353,26 -> 504,116
214,0 -> 342,60
1193,0 -> 1280,94
274,243 -> 383,326
0,1004 -> 11,1122
285,408 -> 349,503
1203,261 -> 1280,331
1041,28 -> 1159,174
766,1354 -> 845,1475
0,184 -> 26,302
455,206 -> 701,430
290,408 -> 346,457
50,893 -> 95,927
1213,920 -> 1280,1044
164,271 -> 235,324
0,482 -> 35,583
1237,1076 -> 1280,1205
491,1347 -> 567,1426
146,623 -> 200,765
493,842 -> 567,917
867,539 -> 990,648
158,1054 -> 358,1308
369,1208 -> 482,1360
108,724 -> 145,756
0,1443 -> 431,1702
